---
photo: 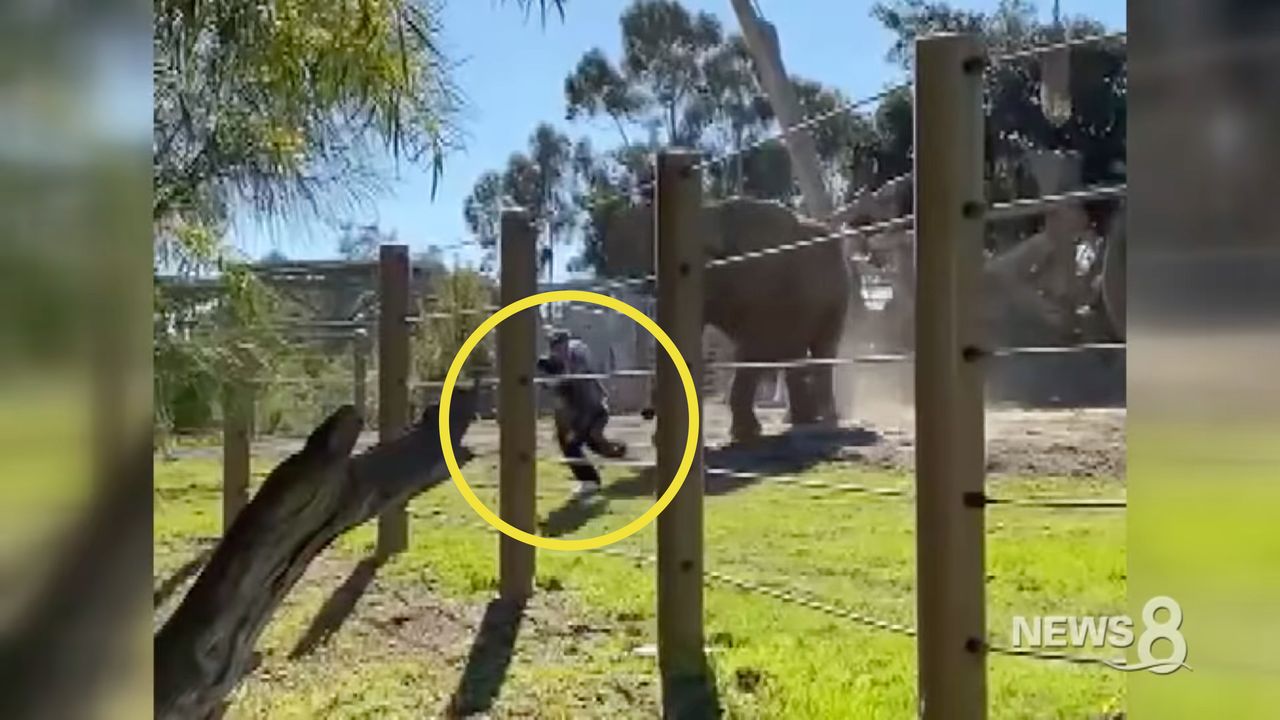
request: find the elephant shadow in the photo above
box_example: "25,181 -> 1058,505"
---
539,426 -> 881,538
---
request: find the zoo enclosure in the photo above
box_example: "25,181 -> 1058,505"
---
208,30 -> 1129,720
479,30 -> 1129,719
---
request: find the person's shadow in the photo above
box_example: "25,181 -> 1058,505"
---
540,425 -> 879,538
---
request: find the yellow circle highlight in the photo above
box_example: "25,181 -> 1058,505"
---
438,289 -> 700,552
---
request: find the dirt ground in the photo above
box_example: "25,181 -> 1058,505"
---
842,404 -> 1126,479
215,401 -> 1125,481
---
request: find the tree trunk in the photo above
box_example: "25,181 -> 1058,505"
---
154,387 -> 479,720
730,0 -> 833,221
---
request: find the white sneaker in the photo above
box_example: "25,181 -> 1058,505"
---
571,481 -> 601,500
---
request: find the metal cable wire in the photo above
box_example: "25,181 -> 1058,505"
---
543,368 -> 656,380
844,171 -> 913,204
707,183 -> 1125,271
984,496 -> 1126,509
519,28 -> 1126,237
259,306 -> 502,330
691,84 -> 912,179
986,185 -> 1127,223
988,30 -> 1128,65
984,641 -> 1123,668
542,30 -> 1121,230
410,307 -> 502,322
296,229 -> 1129,670
554,456 -> 656,469
540,184 -> 1123,320
532,459 -> 1122,510
262,377 -> 362,387
592,545 -> 918,638
547,274 -> 656,299
708,352 -> 912,369
427,238 -> 490,254
989,342 -> 1125,358
410,378 -> 499,389
395,494 -> 1121,669
709,213 -> 916,269
704,448 -> 1121,508
537,522 -> 1120,670
704,569 -> 919,638
572,81 -> 911,222
695,341 -> 1118,373
264,341 -> 1122,392
706,467 -> 913,499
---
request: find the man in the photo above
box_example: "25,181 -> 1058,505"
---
537,329 -> 627,498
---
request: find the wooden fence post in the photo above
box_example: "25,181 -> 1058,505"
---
377,244 -> 411,558
913,32 -> 988,720
655,149 -> 709,716
221,344 -> 254,532
499,208 -> 538,601
353,327 -> 369,420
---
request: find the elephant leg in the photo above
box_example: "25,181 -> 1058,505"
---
728,366 -> 763,443
810,315 -> 845,425
784,367 -> 818,425
811,363 -> 837,426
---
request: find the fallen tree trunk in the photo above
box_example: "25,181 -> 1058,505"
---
154,387 -> 479,720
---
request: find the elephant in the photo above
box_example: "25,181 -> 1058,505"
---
601,196 -> 853,443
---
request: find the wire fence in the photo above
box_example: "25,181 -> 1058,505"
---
988,30 -> 1128,65
690,84 -> 913,182
402,493 -> 1121,670
541,457 -> 1124,510
527,26 -> 1129,677
209,26 -> 1132,695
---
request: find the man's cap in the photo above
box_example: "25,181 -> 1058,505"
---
547,328 -> 571,345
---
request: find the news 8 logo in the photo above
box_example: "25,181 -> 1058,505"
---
1012,595 -> 1192,674
1106,596 -> 1191,674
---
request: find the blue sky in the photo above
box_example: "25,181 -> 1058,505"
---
230,0 -> 1124,278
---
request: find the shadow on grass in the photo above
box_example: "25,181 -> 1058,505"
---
539,426 -> 879,538
153,546 -> 214,607
288,557 -> 382,659
663,654 -> 724,719
444,597 -> 526,718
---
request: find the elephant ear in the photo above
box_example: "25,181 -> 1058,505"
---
721,197 -> 804,256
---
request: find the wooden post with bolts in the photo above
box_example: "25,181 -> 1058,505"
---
655,150 -> 709,716
498,207 -> 538,601
352,328 -> 370,420
913,32 -> 988,720
377,244 -> 411,558
221,344 -> 255,533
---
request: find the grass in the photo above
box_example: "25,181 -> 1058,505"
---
154,444 -> 1126,719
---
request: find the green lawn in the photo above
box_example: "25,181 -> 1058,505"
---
154,446 -> 1126,719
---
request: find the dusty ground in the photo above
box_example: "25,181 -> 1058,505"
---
181,402 -> 1125,481
833,404 -> 1126,479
